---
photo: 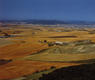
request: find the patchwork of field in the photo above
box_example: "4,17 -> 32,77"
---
0,26 -> 95,80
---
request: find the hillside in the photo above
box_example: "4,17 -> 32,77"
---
39,63 -> 95,80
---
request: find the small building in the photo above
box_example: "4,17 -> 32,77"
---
55,41 -> 63,45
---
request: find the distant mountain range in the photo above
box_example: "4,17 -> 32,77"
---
0,19 -> 95,25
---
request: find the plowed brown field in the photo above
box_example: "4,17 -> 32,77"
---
0,43 -> 48,59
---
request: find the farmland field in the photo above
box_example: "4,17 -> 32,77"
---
0,25 -> 95,80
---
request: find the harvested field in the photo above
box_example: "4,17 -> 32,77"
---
0,26 -> 95,80
0,43 -> 48,59
0,39 -> 14,47
24,43 -> 95,62
0,60 -> 79,79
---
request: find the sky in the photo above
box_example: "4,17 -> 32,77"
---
0,0 -> 95,21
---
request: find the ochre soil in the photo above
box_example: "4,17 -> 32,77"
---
0,43 -> 48,59
0,60 -> 79,79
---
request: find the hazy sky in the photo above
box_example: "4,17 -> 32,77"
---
0,0 -> 95,21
